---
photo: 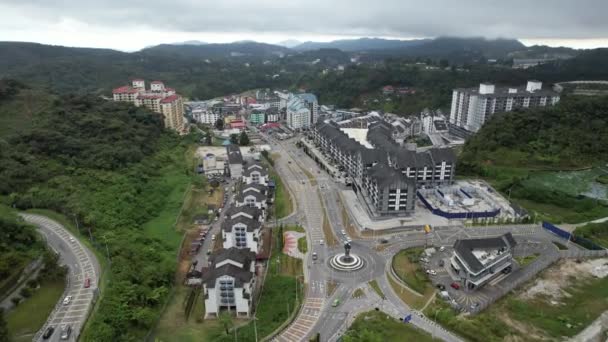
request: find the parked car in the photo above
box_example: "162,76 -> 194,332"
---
211,234 -> 216,241
438,260 -> 445,267
450,282 -> 460,290
60,325 -> 72,340
436,284 -> 446,290
319,239 -> 324,245
62,296 -> 72,305
439,246 -> 446,252
341,230 -> 346,236
470,302 -> 480,310
84,277 -> 91,288
312,252 -> 318,261
42,326 -> 55,339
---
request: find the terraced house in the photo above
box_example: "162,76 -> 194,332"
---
311,120 -> 456,216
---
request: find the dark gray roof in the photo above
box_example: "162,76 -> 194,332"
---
236,190 -> 267,203
240,183 -> 268,195
414,151 -> 433,168
429,148 -> 456,164
453,233 -> 517,273
221,215 -> 262,232
226,144 -> 243,164
209,247 -> 256,268
367,163 -> 413,188
224,206 -> 262,221
202,264 -> 253,288
243,162 -> 268,177
359,148 -> 379,165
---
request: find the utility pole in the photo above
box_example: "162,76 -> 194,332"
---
253,315 -> 258,342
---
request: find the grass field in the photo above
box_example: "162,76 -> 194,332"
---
352,288 -> 364,298
424,259 -> 608,341
7,278 -> 65,342
272,172 -> 293,219
297,236 -> 308,253
574,221 -> 608,248
392,248 -> 430,294
515,253 -> 540,267
368,280 -> 385,299
522,168 -> 608,200
343,310 -> 441,342
142,169 -> 191,247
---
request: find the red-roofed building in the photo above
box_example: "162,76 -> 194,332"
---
382,85 -> 394,95
113,79 -> 185,131
229,120 -> 246,129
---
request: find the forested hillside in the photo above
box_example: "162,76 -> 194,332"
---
0,81 -> 194,340
459,95 -> 608,172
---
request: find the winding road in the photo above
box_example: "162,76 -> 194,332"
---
20,213 -> 100,342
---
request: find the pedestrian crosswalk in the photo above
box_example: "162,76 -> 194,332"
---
274,297 -> 324,342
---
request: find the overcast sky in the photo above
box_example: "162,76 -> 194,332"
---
1,0 -> 607,51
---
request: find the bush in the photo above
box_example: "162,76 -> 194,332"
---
19,287 -> 32,298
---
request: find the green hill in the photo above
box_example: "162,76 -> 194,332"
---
458,95 -> 608,224
0,81 -> 194,340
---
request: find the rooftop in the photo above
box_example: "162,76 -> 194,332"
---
453,233 -> 517,273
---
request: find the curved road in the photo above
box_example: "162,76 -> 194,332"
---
20,213 -> 100,342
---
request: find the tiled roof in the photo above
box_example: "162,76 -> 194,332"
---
453,233 -> 517,273
160,94 -> 180,104
221,215 -> 262,232
226,144 -> 243,164
112,85 -> 138,94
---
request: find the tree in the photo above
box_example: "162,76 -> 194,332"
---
215,119 -> 224,130
229,134 -> 239,145
205,132 -> 213,145
219,312 -> 233,335
0,308 -> 9,342
239,131 -> 250,146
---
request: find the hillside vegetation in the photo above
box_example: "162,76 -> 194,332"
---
458,95 -> 608,224
0,81 -> 194,341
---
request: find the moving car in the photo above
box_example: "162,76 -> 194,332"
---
312,252 -> 318,260
439,246 -> 446,252
450,282 -> 460,290
438,260 -> 445,267
60,325 -> 72,340
84,277 -> 91,288
332,299 -> 340,307
436,284 -> 446,290
42,326 -> 55,339
62,296 -> 72,305
319,239 -> 324,245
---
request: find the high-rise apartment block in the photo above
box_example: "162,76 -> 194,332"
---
450,80 -> 560,132
112,79 -> 185,132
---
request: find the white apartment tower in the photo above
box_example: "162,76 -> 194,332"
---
449,80 -> 560,132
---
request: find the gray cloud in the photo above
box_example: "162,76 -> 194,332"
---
1,0 -> 607,45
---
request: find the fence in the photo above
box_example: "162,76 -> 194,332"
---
542,221 -> 605,250
417,191 -> 501,220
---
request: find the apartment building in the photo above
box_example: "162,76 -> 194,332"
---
203,248 -> 256,318
112,79 -> 185,131
450,233 -> 517,290
311,120 -> 456,216
242,162 -> 269,186
450,80 -> 560,132
221,215 -> 262,253
286,94 -> 311,130
234,184 -> 267,210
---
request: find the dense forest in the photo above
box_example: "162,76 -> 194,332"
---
0,80 -> 194,340
458,95 -> 608,172
1,41 -> 607,113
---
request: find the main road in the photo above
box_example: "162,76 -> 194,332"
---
20,213 -> 100,342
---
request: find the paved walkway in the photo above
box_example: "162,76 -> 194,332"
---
283,231 -> 305,259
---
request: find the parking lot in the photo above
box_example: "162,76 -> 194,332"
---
421,237 -> 556,313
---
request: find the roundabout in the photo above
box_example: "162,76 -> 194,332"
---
329,242 -> 365,272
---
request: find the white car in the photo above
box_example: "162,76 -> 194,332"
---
63,296 -> 72,305
211,234 -> 216,241
426,269 -> 437,276
319,239 -> 324,245
341,230 -> 346,236
439,246 -> 446,252
68,237 -> 75,243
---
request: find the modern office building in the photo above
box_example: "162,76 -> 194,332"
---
449,80 -> 560,132
112,79 -> 185,131
311,120 -> 456,216
202,248 -> 256,318
450,233 -> 517,290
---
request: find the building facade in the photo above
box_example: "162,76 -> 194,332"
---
221,215 -> 262,253
286,94 -> 311,130
226,144 -> 243,179
112,79 -> 185,131
450,233 -> 517,290
242,162 -> 269,186
311,121 -> 456,216
202,248 -> 256,318
449,80 -> 560,132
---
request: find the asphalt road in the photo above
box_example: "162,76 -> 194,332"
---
20,213 -> 100,342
